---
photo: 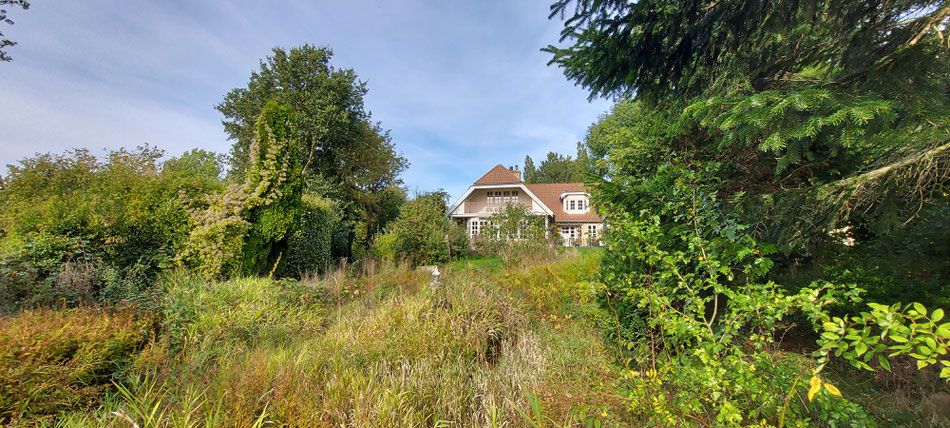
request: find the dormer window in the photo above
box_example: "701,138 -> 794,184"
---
562,193 -> 590,214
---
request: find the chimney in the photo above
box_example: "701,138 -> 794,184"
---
514,165 -> 521,181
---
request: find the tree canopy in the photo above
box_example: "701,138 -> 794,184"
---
0,0 -> 29,62
218,45 -> 409,260
551,0 -> 950,252
523,143 -> 592,183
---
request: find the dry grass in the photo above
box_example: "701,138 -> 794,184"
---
0,308 -> 151,425
6,250 -> 621,427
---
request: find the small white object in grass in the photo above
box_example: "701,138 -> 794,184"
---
431,266 -> 441,289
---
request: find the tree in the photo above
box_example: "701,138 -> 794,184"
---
0,0 -> 28,62
179,101 -> 302,279
550,0 -> 950,253
522,149 -> 589,184
549,0 -> 950,422
217,44 -> 408,260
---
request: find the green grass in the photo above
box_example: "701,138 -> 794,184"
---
5,250 -> 624,427
449,254 -> 504,272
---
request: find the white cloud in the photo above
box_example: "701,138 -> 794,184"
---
0,0 -> 612,200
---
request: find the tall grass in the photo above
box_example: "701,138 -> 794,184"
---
4,250 -> 622,426
0,308 -> 151,425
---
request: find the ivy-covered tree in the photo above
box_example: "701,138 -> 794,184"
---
179,101 -> 302,279
217,44 -> 408,260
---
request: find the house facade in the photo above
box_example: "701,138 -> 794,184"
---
447,164 -> 604,246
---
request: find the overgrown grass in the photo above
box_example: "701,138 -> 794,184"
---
6,250 -> 621,426
0,308 -> 151,425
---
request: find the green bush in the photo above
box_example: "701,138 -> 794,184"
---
0,147 -> 223,309
483,204 -> 554,267
0,308 -> 151,424
378,192 -> 467,266
371,230 -> 398,263
597,163 -> 873,425
282,193 -> 341,277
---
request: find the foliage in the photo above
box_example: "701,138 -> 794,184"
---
812,302 -> 949,380
0,0 -> 29,62
552,1 -> 950,421
551,0 -> 950,255
282,193 -> 342,277
178,101 -> 302,280
0,147 -> 221,309
595,162 -> 876,424
0,308 -> 150,424
483,204 -> 553,267
217,45 -> 408,261
375,191 -> 467,266
523,143 -> 591,184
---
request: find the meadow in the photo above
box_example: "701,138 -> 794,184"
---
1,249 -> 632,427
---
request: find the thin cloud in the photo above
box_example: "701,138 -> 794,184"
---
0,0 -> 609,200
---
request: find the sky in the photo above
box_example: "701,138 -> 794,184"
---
0,1 -> 611,201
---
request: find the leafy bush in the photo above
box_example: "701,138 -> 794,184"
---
0,308 -> 151,424
0,233 -> 161,312
376,192 -> 467,266
0,147 -> 223,309
483,204 -> 554,267
282,193 -> 342,277
597,163 -> 873,425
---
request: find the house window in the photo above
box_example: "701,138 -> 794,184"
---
569,200 -> 576,210
470,219 -> 480,236
587,224 -> 598,238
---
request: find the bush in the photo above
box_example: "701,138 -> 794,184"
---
282,193 -> 341,277
0,147 -> 224,309
483,204 -> 554,267
378,192 -> 467,266
0,308 -> 151,424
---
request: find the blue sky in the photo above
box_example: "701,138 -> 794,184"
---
0,1 -> 610,201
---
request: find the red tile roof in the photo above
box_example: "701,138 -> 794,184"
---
474,164 -> 522,185
525,183 -> 603,223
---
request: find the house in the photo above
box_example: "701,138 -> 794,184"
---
447,164 -> 604,246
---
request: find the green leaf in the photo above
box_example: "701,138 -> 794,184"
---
933,309 -> 945,322
854,342 -> 868,357
913,303 -> 926,315
878,355 -> 891,372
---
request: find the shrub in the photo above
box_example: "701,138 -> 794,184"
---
483,204 -> 554,267
597,163 -> 874,425
282,193 -> 341,277
379,192 -> 467,266
0,308 -> 151,424
0,147 -> 224,309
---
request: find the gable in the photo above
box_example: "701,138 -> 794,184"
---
474,164 -> 521,185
